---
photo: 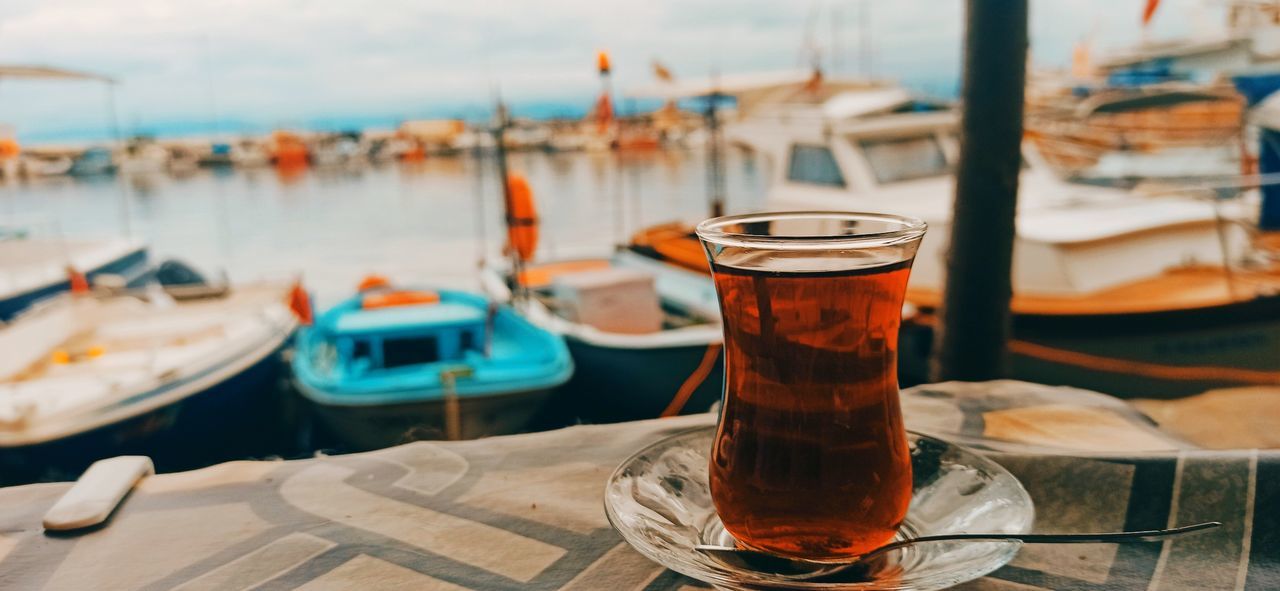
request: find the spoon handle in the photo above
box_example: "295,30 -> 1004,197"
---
867,521 -> 1221,559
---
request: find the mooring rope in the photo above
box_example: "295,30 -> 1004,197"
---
661,344 -> 723,417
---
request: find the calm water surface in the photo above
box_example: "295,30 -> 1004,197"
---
0,148 -> 765,476
2,149 -> 766,305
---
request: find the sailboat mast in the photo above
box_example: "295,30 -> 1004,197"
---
491,103 -> 525,301
105,82 -> 132,239
705,89 -> 726,218
471,136 -> 488,268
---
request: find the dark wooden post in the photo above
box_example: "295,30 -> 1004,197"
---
931,0 -> 1028,382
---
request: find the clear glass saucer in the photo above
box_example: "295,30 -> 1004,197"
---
604,426 -> 1034,590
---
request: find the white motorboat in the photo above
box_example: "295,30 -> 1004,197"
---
0,279 -> 301,479
628,76 -> 1280,397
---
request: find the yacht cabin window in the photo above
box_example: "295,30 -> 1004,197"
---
858,135 -> 950,184
786,144 -> 846,187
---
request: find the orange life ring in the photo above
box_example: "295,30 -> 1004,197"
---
506,172 -> 539,262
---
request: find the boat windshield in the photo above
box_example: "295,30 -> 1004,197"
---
857,134 -> 951,184
382,335 -> 442,369
786,144 -> 846,187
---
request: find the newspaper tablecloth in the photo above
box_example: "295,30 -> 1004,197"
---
0,381 -> 1274,590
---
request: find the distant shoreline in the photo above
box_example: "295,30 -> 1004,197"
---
14,78 -> 959,146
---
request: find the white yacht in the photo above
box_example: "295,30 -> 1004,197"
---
628,77 -> 1280,397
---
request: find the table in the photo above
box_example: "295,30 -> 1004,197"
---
0,381 -> 1274,590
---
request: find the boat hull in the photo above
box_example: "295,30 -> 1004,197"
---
551,336 -> 724,424
902,293 -> 1280,398
303,387 -> 556,452
0,246 -> 149,322
0,342 -> 290,483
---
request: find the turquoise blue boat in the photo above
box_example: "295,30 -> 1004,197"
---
292,286 -> 573,450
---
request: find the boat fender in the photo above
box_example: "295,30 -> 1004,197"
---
357,274 -> 391,292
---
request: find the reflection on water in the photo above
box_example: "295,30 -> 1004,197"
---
1,149 -> 765,305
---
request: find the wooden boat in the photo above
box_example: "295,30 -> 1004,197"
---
0,280 -> 300,479
480,252 -> 724,423
625,79 -> 1280,398
0,230 -> 149,321
292,284 -> 573,450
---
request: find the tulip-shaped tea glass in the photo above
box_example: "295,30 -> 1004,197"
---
696,211 -> 928,562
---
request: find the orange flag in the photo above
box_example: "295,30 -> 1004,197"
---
288,280 -> 313,326
1142,0 -> 1160,26
652,60 -> 673,82
66,266 -> 90,294
597,51 -> 611,75
802,69 -> 824,94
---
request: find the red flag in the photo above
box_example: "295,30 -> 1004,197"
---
594,92 -> 614,134
66,266 -> 90,294
1142,0 -> 1160,26
652,60 -> 673,82
288,280 -> 313,326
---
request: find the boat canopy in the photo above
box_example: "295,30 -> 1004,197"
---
627,69 -> 887,119
821,88 -> 915,120
627,69 -> 815,100
1096,35 -> 1246,71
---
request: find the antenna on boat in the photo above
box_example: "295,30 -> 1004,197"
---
859,0 -> 872,78
104,80 -> 133,239
799,0 -> 823,69
831,5 -> 842,75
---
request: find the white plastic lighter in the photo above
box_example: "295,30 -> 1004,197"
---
42,456 -> 154,531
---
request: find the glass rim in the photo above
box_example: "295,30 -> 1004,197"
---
695,210 -> 927,250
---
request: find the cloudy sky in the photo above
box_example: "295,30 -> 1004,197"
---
0,0 -> 1213,140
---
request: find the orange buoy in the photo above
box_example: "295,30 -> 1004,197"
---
0,138 -> 19,160
357,274 -> 391,292
506,172 -> 539,262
